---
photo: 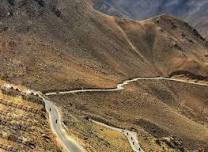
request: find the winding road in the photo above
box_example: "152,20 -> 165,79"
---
45,77 -> 208,96
43,76 -> 208,152
90,119 -> 144,152
2,84 -> 85,152
41,98 -> 85,152
4,76 -> 207,152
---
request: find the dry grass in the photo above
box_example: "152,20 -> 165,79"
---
51,79 -> 208,151
0,83 -> 61,152
62,118 -> 133,152
0,1 -> 207,92
0,1 -> 208,152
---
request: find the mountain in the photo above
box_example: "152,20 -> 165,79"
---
0,0 -> 207,91
0,0 -> 208,151
91,0 -> 208,39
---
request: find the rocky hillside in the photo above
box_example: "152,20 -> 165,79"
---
0,0 -> 207,92
0,80 -> 61,152
0,0 -> 208,151
52,78 -> 208,152
92,0 -> 208,39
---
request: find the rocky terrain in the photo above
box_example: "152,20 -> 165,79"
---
91,0 -> 208,39
0,0 -> 208,151
0,80 -> 61,152
51,78 -> 208,152
0,0 -> 207,92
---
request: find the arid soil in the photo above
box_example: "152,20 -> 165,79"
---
0,81 -> 61,152
0,0 -> 208,152
51,79 -> 208,151
91,0 -> 208,40
0,0 -> 207,92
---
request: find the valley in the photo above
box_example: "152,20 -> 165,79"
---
0,0 -> 208,151
48,76 -> 208,151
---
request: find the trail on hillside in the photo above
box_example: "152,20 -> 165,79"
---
43,76 -> 208,152
45,77 -> 208,96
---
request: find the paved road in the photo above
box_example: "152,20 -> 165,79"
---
23,90 -> 85,152
45,77 -> 208,96
42,98 -> 85,152
44,76 -> 208,152
3,82 -> 85,152
4,77 -> 206,152
90,119 -> 144,152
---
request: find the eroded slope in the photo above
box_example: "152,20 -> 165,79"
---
0,80 -> 61,152
50,79 -> 208,151
0,0 -> 207,92
91,0 -> 208,39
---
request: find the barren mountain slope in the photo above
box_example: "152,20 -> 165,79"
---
0,1 -> 208,152
51,79 -> 208,152
0,0 -> 207,92
0,80 -> 61,152
92,0 -> 208,39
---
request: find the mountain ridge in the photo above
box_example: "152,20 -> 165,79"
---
0,0 -> 207,91
0,1 -> 208,151
91,0 -> 208,40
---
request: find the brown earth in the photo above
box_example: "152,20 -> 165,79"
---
50,79 -> 208,151
0,1 -> 208,152
0,0 -> 207,92
0,81 -> 61,152
90,0 -> 208,40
